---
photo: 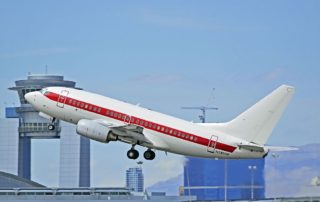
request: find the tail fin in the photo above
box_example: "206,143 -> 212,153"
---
215,85 -> 295,145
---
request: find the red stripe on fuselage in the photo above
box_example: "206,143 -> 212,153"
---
44,91 -> 236,153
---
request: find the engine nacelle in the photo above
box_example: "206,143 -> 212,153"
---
76,119 -> 117,143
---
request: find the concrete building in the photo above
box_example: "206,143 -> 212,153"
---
0,75 -> 90,187
184,157 -> 265,201
126,167 -> 144,192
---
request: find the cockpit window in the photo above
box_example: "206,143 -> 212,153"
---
40,88 -> 49,95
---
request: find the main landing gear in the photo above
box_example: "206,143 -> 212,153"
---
48,118 -> 56,131
127,146 -> 139,160
127,146 -> 156,160
143,149 -> 155,160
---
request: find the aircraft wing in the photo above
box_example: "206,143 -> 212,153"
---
94,119 -> 154,147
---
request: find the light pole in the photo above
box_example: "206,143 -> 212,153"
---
224,159 -> 228,202
248,165 -> 257,200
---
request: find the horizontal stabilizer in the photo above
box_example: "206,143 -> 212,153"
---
265,146 -> 298,152
238,144 -> 265,152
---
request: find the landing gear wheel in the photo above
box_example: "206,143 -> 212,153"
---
48,124 -> 55,131
48,118 -> 56,131
127,149 -> 139,159
144,150 -> 155,160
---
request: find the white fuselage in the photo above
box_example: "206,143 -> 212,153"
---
26,87 -> 267,159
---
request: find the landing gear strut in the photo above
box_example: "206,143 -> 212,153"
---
48,118 -> 56,131
127,146 -> 139,159
144,149 -> 155,160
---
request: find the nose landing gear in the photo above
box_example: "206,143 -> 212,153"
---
48,118 -> 56,131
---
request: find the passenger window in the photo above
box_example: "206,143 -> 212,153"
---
114,112 -> 117,117
73,100 -> 76,105
89,105 -> 92,110
77,102 -> 80,106
144,122 -> 148,127
153,124 -> 157,129
140,120 -> 144,125
190,136 -> 194,140
165,128 -> 169,133
110,111 -> 114,116
68,99 -> 72,104
177,132 -> 181,136
169,130 -> 173,134
161,127 -> 164,132
93,107 -> 97,111
81,103 -> 84,108
181,133 -> 185,138
118,114 -> 121,119
173,131 -> 177,135
85,104 -> 88,109
186,135 -> 189,139
131,117 -> 135,123
149,123 -> 152,128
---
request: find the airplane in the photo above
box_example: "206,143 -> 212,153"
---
24,84 -> 295,160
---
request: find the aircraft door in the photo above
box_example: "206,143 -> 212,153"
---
207,135 -> 218,153
57,90 -> 69,108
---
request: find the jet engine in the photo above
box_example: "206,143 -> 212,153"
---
76,119 -> 117,143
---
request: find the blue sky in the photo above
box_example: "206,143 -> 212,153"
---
0,1 -> 319,188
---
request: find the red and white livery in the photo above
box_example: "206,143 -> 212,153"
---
25,85 -> 295,160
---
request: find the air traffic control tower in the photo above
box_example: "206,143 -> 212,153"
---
6,75 -> 90,187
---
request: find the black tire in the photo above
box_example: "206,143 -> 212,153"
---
144,150 -> 155,160
48,124 -> 55,131
127,149 -> 139,159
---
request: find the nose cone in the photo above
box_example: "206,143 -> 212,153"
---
24,92 -> 36,104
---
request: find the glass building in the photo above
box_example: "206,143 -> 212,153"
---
184,157 -> 265,200
0,74 -> 90,187
126,167 -> 144,192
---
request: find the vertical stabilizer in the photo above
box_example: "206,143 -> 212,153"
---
224,85 -> 294,145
